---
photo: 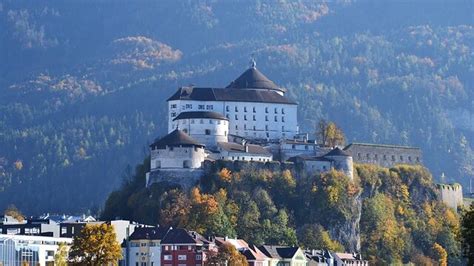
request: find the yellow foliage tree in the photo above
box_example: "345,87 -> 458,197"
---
432,243 -> 448,266
218,168 -> 232,183
68,223 -> 122,265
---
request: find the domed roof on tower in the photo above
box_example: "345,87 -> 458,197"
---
324,147 -> 351,157
226,61 -> 285,93
150,129 -> 204,149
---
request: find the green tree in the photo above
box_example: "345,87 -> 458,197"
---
298,224 -> 344,251
69,223 -> 122,265
461,203 -> 474,265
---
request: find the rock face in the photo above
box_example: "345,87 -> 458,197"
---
330,193 -> 362,252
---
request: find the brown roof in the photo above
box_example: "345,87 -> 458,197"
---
226,67 -> 284,93
150,129 -> 204,149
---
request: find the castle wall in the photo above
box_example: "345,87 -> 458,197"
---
436,183 -> 463,211
146,169 -> 203,189
344,143 -> 422,168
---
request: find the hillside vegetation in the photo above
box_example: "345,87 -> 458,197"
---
102,159 -> 462,265
0,1 -> 473,213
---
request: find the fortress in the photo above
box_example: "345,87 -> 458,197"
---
146,62 -> 423,187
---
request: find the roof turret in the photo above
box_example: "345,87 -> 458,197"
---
226,66 -> 285,93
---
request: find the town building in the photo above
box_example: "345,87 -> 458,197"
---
0,234 -> 72,266
121,226 -> 171,266
258,245 -> 307,266
332,252 -> 368,266
160,228 -> 216,266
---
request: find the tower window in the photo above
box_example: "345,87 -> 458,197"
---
244,115 -> 247,121
253,115 -> 256,121
274,108 -> 278,114
235,125 -> 238,130
274,116 -> 277,122
244,107 -> 247,112
265,107 -> 268,113
282,117 -> 285,122
226,106 -> 229,112
205,129 -> 211,135
235,106 -> 238,112
235,115 -> 238,120
265,125 -> 269,131
265,116 -> 268,121
253,107 -> 256,113
282,108 -> 285,114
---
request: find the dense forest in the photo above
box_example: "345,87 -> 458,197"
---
101,158 -> 462,265
0,0 -> 473,213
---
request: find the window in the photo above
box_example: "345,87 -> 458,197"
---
282,126 -> 285,131
374,154 -> 378,160
178,255 -> 187,260
200,119 -> 203,124
383,154 -> 387,160
253,115 -> 256,121
209,120 -> 212,124
217,120 -> 221,125
169,147 -> 174,151
244,124 -> 247,130
235,115 -> 238,120
265,125 -> 269,131
185,104 -> 192,109
244,115 -> 247,121
171,104 -> 177,108
282,117 -> 285,122
226,106 -> 230,112
196,255 -> 202,261
226,114 -> 229,119
171,112 -> 177,117
265,107 -> 268,113
357,153 -> 361,159
274,108 -> 278,114
292,144 -> 296,149
198,104 -> 205,110
235,125 -> 238,130
274,116 -> 277,122
408,156 -> 412,162
164,255 -> 172,261
61,227 -> 67,235
392,155 -> 396,161
205,129 -> 211,135
191,119 -> 195,124
235,106 -> 238,112
282,108 -> 285,114
265,116 -> 268,121
253,126 -> 256,130
141,243 -> 147,247
253,107 -> 256,113
400,155 -> 403,161
305,145 -> 308,150
206,105 -> 213,110
244,106 -> 247,112
366,153 -> 370,159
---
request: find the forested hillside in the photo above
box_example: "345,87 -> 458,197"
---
101,158 -> 462,265
0,0 -> 473,213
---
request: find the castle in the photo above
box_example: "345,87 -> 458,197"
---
146,62 -> 423,187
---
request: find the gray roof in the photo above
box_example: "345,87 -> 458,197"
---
173,111 -> 228,121
167,87 -> 296,105
226,67 -> 284,92
150,129 -> 204,149
218,142 -> 271,156
258,245 -> 299,259
344,142 -> 421,150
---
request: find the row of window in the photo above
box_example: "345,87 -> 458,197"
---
170,104 -> 214,111
225,156 -> 271,162
227,114 -> 285,122
176,119 -> 227,125
163,254 -> 202,261
234,125 -> 285,131
130,242 -> 158,247
357,153 -> 420,162
226,106 -> 285,114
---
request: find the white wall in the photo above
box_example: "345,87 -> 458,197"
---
173,118 -> 228,148
216,150 -> 272,162
168,100 -> 298,140
151,146 -> 206,170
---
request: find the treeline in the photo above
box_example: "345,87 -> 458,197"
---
102,159 -> 462,265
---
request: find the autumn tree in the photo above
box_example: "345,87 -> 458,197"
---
298,224 -> 344,251
207,243 -> 248,266
69,223 -> 122,265
4,204 -> 25,222
462,203 -> 474,265
159,189 -> 190,227
315,119 -> 345,147
54,242 -> 69,266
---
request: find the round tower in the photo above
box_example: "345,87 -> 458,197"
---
324,147 -> 354,180
171,111 -> 229,149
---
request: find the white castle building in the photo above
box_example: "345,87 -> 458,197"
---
146,63 -> 355,187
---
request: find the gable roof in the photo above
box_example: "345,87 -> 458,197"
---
167,87 -> 296,105
150,129 -> 204,149
161,228 -> 210,245
324,147 -> 350,157
129,226 -> 171,241
218,142 -> 271,156
226,67 -> 284,93
258,245 -> 300,259
173,111 -> 228,121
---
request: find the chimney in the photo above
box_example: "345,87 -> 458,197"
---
245,143 -> 249,153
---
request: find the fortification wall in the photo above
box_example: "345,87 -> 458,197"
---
146,169 -> 203,189
344,143 -> 422,168
202,159 -> 295,174
436,183 -> 463,211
